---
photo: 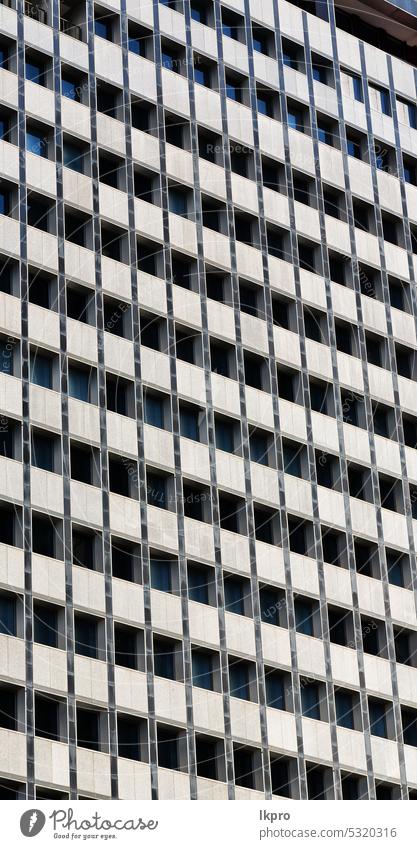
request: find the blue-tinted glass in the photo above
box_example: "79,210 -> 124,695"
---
154,644 -> 174,679
408,104 -> 417,130
26,131 -> 47,158
257,97 -> 269,116
180,408 -> 199,441
226,83 -> 238,101
380,89 -> 391,116
229,663 -> 249,700
0,192 -> 8,215
147,474 -> 167,509
95,19 -> 110,40
266,674 -> 285,709
295,601 -> 314,636
301,684 -> 320,719
403,714 -> 417,746
313,66 -> 325,83
32,435 -> 54,472
318,125 -> 331,145
30,354 -> 52,389
194,66 -> 206,86
150,559 -> 171,592
26,62 -> 44,85
144,395 -> 164,428
191,6 -> 202,22
169,190 -> 187,216
283,444 -> 301,476
128,37 -> 143,56
75,619 -> 97,658
336,692 -> 354,728
0,341 -> 12,375
68,369 -> 89,402
34,606 -> 57,647
224,579 -> 244,615
369,702 -> 386,737
0,119 -> 7,140
347,138 -> 361,159
192,652 -> 212,690
0,49 -> 6,68
352,76 -> 363,102
188,567 -> 209,604
222,24 -> 237,40
404,166 -> 412,185
63,144 -> 83,173
162,52 -> 174,71
388,560 -> 403,587
283,53 -> 296,70
288,111 -> 300,130
62,78 -> 79,101
253,37 -> 264,53
0,596 -> 16,636
216,420 -> 234,453
250,434 -> 268,465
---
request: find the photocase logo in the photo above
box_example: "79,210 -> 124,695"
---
20,810 -> 46,838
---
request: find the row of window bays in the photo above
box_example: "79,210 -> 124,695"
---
2,674 -> 402,801
2,0 -> 416,134
1,589 -> 417,759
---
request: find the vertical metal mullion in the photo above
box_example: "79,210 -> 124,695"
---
86,0 -> 118,799
183,0 -> 236,799
120,0 -> 159,801
213,0 -> 272,799
152,0 -> 197,799
303,10 -> 375,799
359,42 -> 409,798
52,0 -> 77,799
17,0 -> 34,801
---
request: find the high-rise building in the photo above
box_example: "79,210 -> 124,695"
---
0,0 -> 416,802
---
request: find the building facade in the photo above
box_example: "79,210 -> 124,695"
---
0,0 -> 416,801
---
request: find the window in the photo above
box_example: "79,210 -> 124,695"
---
352,75 -> 363,102
73,528 -> 96,571
0,338 -> 14,376
369,700 -> 387,738
335,691 -> 355,729
63,143 -> 84,174
95,17 -> 112,41
154,638 -> 176,680
115,625 -> 140,670
294,599 -> 314,636
157,725 -> 180,770
144,394 -> 165,429
147,473 -> 167,510
301,683 -> 320,720
118,716 -> 143,761
287,107 -> 303,133
62,78 -> 81,102
26,60 -> 45,86
0,594 -> 16,636
26,129 -> 48,158
229,660 -> 250,700
265,671 -> 285,710
75,615 -> 98,659
188,563 -> 211,605
215,418 -> 235,453
31,431 -> 55,472
192,650 -> 213,690
150,558 -> 171,593
30,352 -> 52,389
35,695 -> 60,741
250,431 -> 269,466
180,406 -> 201,441
68,365 -> 90,403
77,707 -> 101,752
224,576 -> 245,616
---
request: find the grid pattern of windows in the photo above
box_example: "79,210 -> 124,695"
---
0,0 -> 416,803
